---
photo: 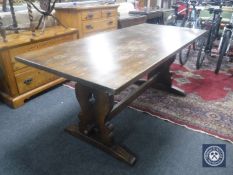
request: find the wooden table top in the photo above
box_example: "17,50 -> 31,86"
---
16,24 -> 206,94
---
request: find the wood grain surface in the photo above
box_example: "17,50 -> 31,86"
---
16,24 -> 207,94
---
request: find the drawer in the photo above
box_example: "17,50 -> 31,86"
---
81,10 -> 101,21
15,67 -> 57,94
83,18 -> 117,34
9,34 -> 76,71
102,9 -> 117,18
83,28 -> 116,37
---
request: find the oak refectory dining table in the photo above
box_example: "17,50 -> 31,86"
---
16,24 -> 206,165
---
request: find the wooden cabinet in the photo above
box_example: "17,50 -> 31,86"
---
0,26 -> 78,108
55,4 -> 118,38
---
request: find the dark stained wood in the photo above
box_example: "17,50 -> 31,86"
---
15,24 -> 207,165
118,14 -> 147,29
65,124 -> 137,165
148,55 -> 186,96
65,83 -> 136,165
16,24 -> 207,95
128,10 -> 163,20
75,83 -> 114,146
109,73 -> 159,120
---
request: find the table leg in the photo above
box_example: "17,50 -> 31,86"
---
65,83 -> 136,165
149,55 -> 186,96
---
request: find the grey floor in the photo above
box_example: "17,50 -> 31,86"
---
0,86 -> 232,175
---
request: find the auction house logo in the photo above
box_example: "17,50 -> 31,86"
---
202,144 -> 226,167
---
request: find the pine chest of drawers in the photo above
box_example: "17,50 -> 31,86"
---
55,4 -> 118,38
0,26 -> 78,108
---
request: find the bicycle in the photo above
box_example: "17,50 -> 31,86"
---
166,4 -> 180,26
166,1 -> 190,26
196,4 -> 223,69
178,0 -> 202,65
215,11 -> 233,73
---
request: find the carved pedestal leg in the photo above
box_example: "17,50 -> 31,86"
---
92,90 -> 114,146
149,55 -> 186,96
75,83 -> 96,134
65,83 -> 136,165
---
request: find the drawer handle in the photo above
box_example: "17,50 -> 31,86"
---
24,78 -> 33,85
108,21 -> 113,25
86,14 -> 93,19
86,25 -> 93,30
107,12 -> 112,16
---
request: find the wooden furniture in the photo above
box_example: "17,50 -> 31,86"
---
16,24 -> 206,165
129,10 -> 163,24
118,14 -> 147,28
55,4 -> 118,38
0,26 -> 78,108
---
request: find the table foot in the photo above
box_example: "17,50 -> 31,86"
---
148,55 -> 186,97
167,85 -> 186,96
152,84 -> 186,96
65,124 -> 137,165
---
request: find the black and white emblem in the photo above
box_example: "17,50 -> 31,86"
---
203,144 -> 226,167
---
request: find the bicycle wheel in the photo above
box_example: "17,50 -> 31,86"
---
196,37 -> 206,69
207,28 -> 215,52
179,44 -> 191,65
180,18 -> 187,27
215,17 -> 222,40
215,30 -> 231,74
205,22 -> 217,53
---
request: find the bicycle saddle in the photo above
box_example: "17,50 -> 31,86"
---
208,7 -> 215,13
225,24 -> 233,29
213,9 -> 222,14
190,0 -> 197,5
202,2 -> 207,6
171,4 -> 179,9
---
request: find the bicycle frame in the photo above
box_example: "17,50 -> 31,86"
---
181,1 -> 200,28
195,3 -> 223,70
214,1 -> 233,73
203,8 -> 222,52
218,27 -> 233,53
179,0 -> 201,65
218,12 -> 233,53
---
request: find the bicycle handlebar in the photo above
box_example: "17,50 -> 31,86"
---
190,0 -> 197,5
203,1 -> 223,6
207,7 -> 222,14
171,4 -> 180,9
